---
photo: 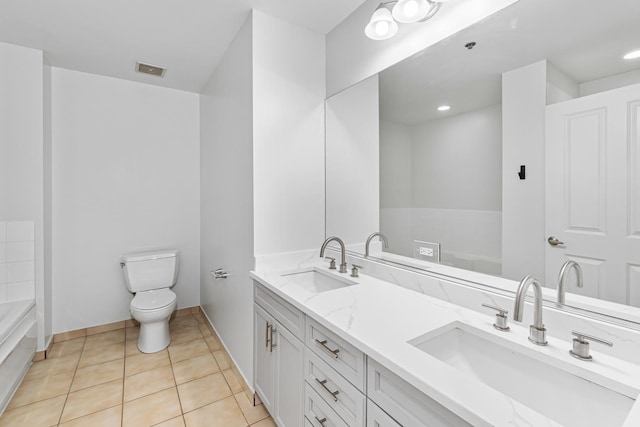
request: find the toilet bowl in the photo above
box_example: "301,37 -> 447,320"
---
121,250 -> 179,353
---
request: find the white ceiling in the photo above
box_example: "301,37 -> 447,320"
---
380,0 -> 640,125
0,0 -> 366,93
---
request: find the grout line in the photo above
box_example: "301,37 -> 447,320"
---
56,336 -> 86,426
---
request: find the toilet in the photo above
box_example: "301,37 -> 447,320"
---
120,250 -> 179,353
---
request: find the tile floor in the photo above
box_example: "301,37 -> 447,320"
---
0,311 -> 275,427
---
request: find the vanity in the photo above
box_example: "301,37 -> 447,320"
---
251,254 -> 640,427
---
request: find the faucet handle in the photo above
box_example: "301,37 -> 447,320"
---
481,303 -> 510,331
324,257 -> 336,270
570,331 -> 613,361
350,264 -> 363,278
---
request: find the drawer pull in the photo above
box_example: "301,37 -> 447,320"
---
315,339 -> 340,359
315,377 -> 340,402
265,322 -> 271,348
314,416 -> 327,426
269,327 -> 277,353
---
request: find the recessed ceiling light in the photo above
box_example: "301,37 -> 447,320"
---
623,49 -> 640,60
135,62 -> 166,77
437,105 -> 451,111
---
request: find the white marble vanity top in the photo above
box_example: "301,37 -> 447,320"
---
250,261 -> 640,427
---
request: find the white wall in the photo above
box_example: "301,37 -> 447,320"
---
0,42 -> 47,349
252,10 -> 326,256
326,75 -> 379,247
502,60 -> 547,281
380,105 -> 502,272
51,68 -> 200,333
326,0 -> 519,96
200,15 -> 254,387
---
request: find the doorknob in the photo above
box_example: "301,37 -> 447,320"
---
547,236 -> 564,246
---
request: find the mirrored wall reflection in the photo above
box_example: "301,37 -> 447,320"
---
325,0 -> 640,309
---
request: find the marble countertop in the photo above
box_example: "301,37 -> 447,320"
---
250,261 -> 640,427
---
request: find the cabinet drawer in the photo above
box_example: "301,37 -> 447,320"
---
306,317 -> 366,391
304,382 -> 349,427
367,399 -> 400,427
255,281 -> 304,340
367,358 -> 471,427
304,348 -> 365,426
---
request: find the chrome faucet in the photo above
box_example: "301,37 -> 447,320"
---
365,232 -> 389,257
557,260 -> 583,304
320,236 -> 348,273
513,276 -> 547,346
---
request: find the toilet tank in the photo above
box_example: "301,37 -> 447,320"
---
121,250 -> 179,293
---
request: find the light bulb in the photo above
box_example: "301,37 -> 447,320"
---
437,105 -> 451,111
375,20 -> 390,36
623,49 -> 640,60
392,0 -> 433,24
403,0 -> 419,18
365,6 -> 399,40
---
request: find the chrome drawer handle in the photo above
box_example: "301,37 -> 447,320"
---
315,377 -> 340,402
315,416 -> 327,426
269,327 -> 277,353
315,339 -> 340,359
265,323 -> 271,348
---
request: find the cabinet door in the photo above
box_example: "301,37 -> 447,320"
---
367,399 -> 400,427
254,304 -> 275,414
273,321 -> 305,427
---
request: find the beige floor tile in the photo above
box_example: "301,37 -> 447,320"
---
54,329 -> 87,343
222,369 -> 244,393
70,358 -> 124,392
125,349 -> 170,376
233,392 -> 270,424
78,342 -> 125,368
193,313 -> 206,325
47,336 -> 86,359
170,316 -> 198,329
124,364 -> 175,402
176,372 -> 232,413
183,396 -> 247,427
125,326 -> 140,341
250,418 -> 276,427
212,351 -> 230,370
123,387 -> 182,427
59,405 -> 122,427
168,339 -> 210,363
8,370 -> 74,409
204,335 -> 221,352
25,352 -> 81,380
198,323 -> 213,337
60,379 -> 123,423
172,353 -> 219,384
170,326 -> 203,345
0,395 -> 66,427
83,329 -> 126,351
126,339 -> 143,356
87,320 -> 125,336
153,416 -> 185,427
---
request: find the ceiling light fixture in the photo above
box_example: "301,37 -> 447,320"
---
623,49 -> 640,60
437,105 -> 451,111
366,0 -> 442,40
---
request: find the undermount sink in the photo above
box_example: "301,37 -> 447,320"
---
408,322 -> 637,427
280,268 -> 356,294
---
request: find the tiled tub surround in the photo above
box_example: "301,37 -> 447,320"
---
0,309 -> 275,427
251,255 -> 640,426
0,221 -> 35,302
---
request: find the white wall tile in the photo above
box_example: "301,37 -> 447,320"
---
6,261 -> 34,283
0,221 -> 6,243
6,221 -> 35,242
6,281 -> 35,301
0,284 -> 6,303
0,263 -> 6,284
6,241 -> 34,262
0,243 -> 6,263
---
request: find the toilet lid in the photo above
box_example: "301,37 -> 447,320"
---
131,289 -> 176,310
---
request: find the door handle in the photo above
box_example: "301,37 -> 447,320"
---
547,236 -> 564,246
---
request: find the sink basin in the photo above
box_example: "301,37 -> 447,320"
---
409,322 -> 636,427
280,268 -> 356,294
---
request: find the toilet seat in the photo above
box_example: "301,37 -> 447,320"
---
131,289 -> 176,311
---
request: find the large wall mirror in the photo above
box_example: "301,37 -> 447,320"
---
326,0 -> 640,321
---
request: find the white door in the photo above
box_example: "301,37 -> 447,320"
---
545,83 -> 640,306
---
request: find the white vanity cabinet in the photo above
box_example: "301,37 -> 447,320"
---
366,400 -> 401,427
367,359 -> 471,427
254,282 -> 305,427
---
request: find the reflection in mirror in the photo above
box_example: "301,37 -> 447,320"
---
325,0 -> 640,311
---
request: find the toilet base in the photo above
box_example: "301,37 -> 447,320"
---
137,319 -> 172,353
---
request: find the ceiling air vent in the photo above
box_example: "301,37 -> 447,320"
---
135,62 -> 166,77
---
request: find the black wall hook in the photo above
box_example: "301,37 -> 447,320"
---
518,165 -> 526,180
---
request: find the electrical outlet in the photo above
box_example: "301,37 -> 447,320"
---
419,247 -> 433,256
414,240 -> 441,263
